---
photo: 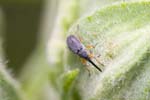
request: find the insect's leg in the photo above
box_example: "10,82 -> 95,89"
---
80,58 -> 92,76
97,54 -> 101,58
86,45 -> 95,50
80,58 -> 87,65
94,56 -> 104,66
88,52 -> 104,66
86,43 -> 98,52
86,43 -> 104,66
86,65 -> 92,76
77,35 -> 83,42
75,25 -> 83,42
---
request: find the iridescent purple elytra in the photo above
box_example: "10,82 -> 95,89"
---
66,35 -> 102,72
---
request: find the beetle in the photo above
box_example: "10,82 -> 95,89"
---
66,34 -> 102,72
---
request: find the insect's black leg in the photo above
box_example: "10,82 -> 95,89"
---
94,56 -> 104,66
86,67 -> 91,77
87,47 -> 104,67
87,58 -> 102,72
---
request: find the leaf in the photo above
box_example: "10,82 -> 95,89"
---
67,1 -> 150,100
62,69 -> 79,92
0,66 -> 25,100
60,69 -> 79,100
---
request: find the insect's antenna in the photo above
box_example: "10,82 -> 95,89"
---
77,24 -> 79,30
76,24 -> 80,34
87,58 -> 102,72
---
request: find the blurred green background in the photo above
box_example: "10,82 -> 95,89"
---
0,0 -> 59,100
0,0 -> 56,75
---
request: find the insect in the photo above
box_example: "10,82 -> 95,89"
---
66,34 -> 102,72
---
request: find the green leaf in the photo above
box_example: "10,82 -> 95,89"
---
61,69 -> 79,92
67,1 -> 150,100
60,69 -> 79,100
0,67 -> 25,100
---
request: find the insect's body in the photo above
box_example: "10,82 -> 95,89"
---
66,35 -> 102,72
